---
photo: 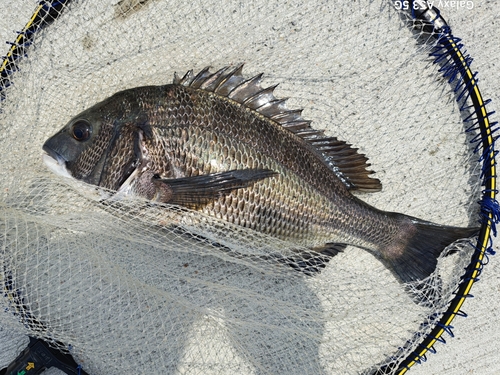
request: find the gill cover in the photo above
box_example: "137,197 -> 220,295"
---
43,90 -> 146,190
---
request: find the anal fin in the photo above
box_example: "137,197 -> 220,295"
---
283,243 -> 347,276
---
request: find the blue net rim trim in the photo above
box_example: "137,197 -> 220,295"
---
375,3 -> 499,374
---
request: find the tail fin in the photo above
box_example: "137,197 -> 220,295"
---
382,215 -> 479,284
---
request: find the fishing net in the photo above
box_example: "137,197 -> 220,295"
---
0,1 -> 498,374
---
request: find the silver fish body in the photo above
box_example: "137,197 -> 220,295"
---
43,66 -> 478,282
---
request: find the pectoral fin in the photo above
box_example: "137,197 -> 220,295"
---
153,168 -> 276,207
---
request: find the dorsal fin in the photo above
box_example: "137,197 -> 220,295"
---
173,65 -> 382,192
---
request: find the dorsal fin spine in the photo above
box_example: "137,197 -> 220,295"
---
244,87 -> 281,110
229,73 -> 264,102
190,66 -> 211,88
271,109 -> 303,123
172,65 -> 382,192
215,64 -> 245,96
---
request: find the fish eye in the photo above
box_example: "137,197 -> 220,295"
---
71,120 -> 92,142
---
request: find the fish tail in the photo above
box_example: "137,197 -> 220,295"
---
382,214 -> 479,284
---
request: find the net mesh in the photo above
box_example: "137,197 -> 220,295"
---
0,1 -> 495,374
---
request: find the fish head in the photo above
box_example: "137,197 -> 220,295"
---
43,91 -> 144,190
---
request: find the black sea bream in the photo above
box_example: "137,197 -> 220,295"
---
42,65 -> 478,283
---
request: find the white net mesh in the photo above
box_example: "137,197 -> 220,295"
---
1,1 -> 496,374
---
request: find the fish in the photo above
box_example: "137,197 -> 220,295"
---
42,65 -> 478,283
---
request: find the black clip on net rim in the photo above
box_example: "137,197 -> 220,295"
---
0,337 -> 90,375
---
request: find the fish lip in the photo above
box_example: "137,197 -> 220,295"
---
42,145 -> 73,179
42,143 -> 68,164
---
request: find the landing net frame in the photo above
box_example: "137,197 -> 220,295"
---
0,1 -> 498,374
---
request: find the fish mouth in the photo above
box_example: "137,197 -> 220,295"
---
42,145 -> 73,179
42,142 -> 67,162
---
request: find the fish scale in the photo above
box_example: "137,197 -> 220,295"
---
147,125 -> 325,243
42,65 -> 479,283
139,85 -> 392,249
